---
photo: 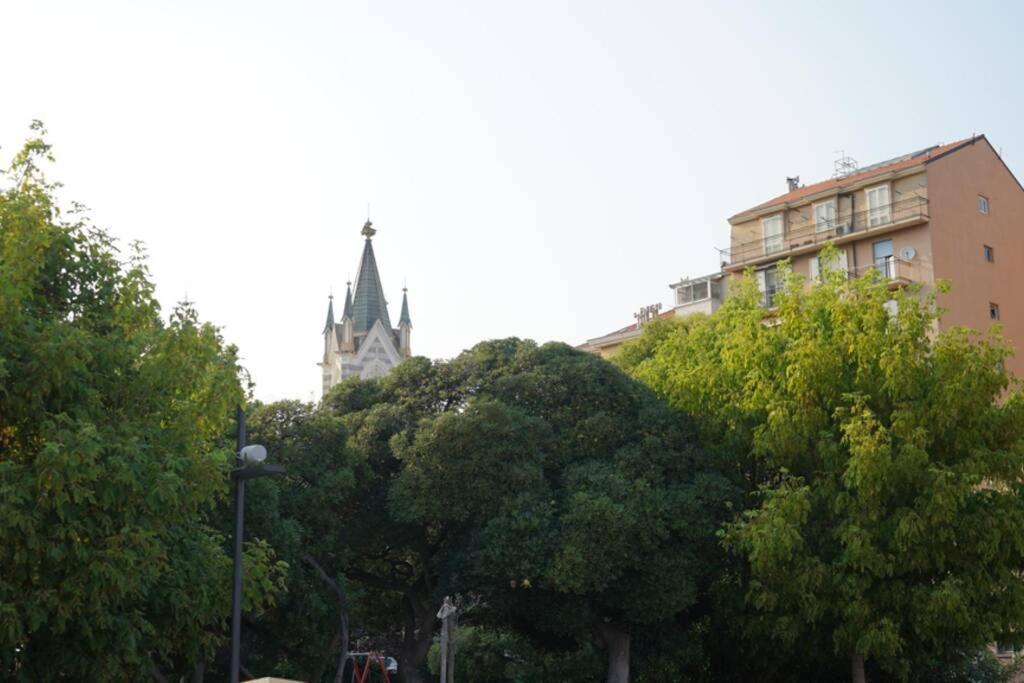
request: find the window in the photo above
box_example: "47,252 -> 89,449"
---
757,266 -> 780,308
984,245 -> 995,263
810,248 -> 849,280
762,214 -> 784,254
866,184 -> 891,227
676,280 -> 710,305
991,303 -> 1000,321
996,642 -> 1015,656
813,199 -> 837,233
979,195 -> 990,214
873,239 -> 894,279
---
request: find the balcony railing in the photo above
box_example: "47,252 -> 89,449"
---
849,255 -> 914,284
722,196 -> 929,267
761,256 -> 914,309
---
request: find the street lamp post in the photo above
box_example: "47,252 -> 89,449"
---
230,407 -> 285,683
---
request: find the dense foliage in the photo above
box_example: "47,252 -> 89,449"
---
620,248 -> 1024,681
239,341 -> 733,683
0,123 -> 284,681
392,341 -> 736,682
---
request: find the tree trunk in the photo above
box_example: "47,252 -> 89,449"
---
300,553 -> 351,683
398,593 -> 435,683
333,612 -> 350,683
852,654 -> 866,683
595,620 -> 630,683
190,660 -> 205,683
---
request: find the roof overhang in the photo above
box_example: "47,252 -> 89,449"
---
668,271 -> 724,289
584,326 -> 643,348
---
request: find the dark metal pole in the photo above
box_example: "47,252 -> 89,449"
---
230,406 -> 246,683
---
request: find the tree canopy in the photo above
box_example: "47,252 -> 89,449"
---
0,123 -> 284,681
620,250 -> 1024,681
313,339 -> 736,683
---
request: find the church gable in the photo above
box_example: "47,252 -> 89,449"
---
354,319 -> 402,379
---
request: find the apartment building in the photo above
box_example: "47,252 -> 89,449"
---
722,135 -> 1024,376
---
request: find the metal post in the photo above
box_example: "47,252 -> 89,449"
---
437,597 -> 457,683
230,406 -> 246,683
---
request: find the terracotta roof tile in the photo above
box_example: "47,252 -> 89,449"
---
729,136 -> 979,222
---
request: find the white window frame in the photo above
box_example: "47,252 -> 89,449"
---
979,195 -> 990,215
813,199 -> 837,233
810,248 -> 848,281
757,266 -> 780,308
676,280 -> 710,305
872,239 -> 895,279
762,214 -> 784,255
866,183 -> 891,227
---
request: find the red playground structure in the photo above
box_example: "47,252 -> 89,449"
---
349,651 -> 394,683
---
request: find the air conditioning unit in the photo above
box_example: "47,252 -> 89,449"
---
834,222 -> 852,235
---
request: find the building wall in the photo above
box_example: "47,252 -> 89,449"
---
927,138 -> 1024,377
593,341 -> 626,359
731,215 -> 937,306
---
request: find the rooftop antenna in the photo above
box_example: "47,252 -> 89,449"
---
833,150 -> 859,178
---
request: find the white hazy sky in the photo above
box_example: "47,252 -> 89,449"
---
2,0 -> 1022,402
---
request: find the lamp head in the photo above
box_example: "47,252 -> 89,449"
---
239,444 -> 267,465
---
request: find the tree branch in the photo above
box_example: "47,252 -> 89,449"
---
345,565 -> 411,593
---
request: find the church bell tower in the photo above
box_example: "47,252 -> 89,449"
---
319,220 -> 412,396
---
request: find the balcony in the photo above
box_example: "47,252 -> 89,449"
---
760,256 -> 915,310
849,255 -> 914,287
722,196 -> 929,269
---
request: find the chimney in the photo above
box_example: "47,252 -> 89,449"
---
786,176 -> 800,192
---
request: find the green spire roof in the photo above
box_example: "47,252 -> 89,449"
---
342,281 -> 353,320
351,221 -> 392,333
399,288 -> 411,326
323,295 -> 335,333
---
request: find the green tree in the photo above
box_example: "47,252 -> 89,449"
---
624,249 -> 1024,681
0,123 -> 284,681
376,340 -> 735,683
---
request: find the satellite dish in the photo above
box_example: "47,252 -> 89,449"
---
900,247 -> 916,260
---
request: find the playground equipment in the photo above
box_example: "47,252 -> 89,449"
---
348,651 -> 394,683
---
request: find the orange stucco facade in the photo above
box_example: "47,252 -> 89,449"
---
927,138 -> 1024,369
